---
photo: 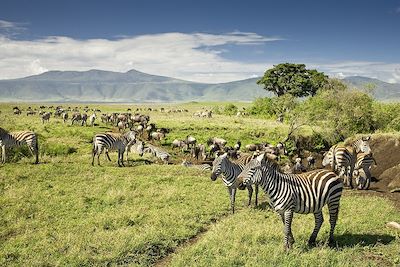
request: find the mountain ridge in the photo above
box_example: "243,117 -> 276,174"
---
0,69 -> 399,102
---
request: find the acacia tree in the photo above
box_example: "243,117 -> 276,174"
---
257,63 -> 328,97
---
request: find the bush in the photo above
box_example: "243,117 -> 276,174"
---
223,104 -> 239,116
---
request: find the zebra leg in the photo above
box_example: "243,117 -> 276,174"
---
120,149 -> 125,167
92,145 -> 97,166
34,141 -> 39,164
308,211 -> 324,247
1,145 -> 5,164
246,184 -> 253,206
227,187 -> 236,214
348,165 -> 354,189
106,150 -> 112,161
255,183 -> 259,207
327,199 -> 340,247
280,210 -> 295,250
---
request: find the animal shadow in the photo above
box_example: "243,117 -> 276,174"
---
334,233 -> 395,248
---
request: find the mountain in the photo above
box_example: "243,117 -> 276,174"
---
343,76 -> 400,101
0,69 -> 270,102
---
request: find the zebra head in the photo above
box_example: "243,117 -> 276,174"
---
236,153 -> 265,188
125,131 -> 137,143
355,136 -> 371,154
210,153 -> 228,181
134,141 -> 144,157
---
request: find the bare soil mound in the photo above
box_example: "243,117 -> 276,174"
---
362,134 -> 400,209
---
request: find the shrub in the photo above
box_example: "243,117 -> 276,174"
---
223,104 -> 238,116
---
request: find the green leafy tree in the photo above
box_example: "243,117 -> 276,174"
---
257,63 -> 328,97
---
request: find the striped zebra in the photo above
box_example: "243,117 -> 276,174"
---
91,131 -> 137,167
0,127 -> 39,164
322,136 -> 371,188
181,159 -> 211,171
236,154 -> 343,250
211,153 -> 259,214
354,152 -> 376,190
143,144 -> 170,164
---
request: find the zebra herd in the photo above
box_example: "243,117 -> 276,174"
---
207,136 -> 374,249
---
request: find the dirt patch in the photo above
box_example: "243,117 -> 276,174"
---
359,134 -> 400,210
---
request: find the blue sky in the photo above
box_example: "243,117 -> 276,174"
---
1,0 -> 399,83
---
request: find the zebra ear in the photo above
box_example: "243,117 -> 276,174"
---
363,136 -> 371,141
256,153 -> 265,162
220,152 -> 228,158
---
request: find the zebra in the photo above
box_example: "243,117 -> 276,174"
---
236,153 -> 343,250
89,113 -> 96,127
181,159 -> 212,171
91,131 -> 137,167
143,144 -> 170,164
62,112 -> 69,123
322,136 -> 371,188
41,112 -> 51,123
354,152 -> 376,190
210,153 -> 259,214
81,113 -> 88,126
0,127 -> 39,164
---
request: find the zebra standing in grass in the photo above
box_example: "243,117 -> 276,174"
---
322,136 -> 371,188
0,127 -> 39,164
211,153 -> 259,214
89,113 -> 96,127
92,131 -> 137,167
236,154 -> 343,250
354,152 -> 376,190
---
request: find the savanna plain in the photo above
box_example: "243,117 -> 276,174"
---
0,102 -> 399,266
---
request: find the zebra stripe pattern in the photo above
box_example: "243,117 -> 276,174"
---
0,127 -> 39,164
354,152 -> 376,190
143,144 -> 170,164
237,154 -> 343,249
92,131 -> 137,167
181,159 -> 212,171
322,137 -> 371,188
211,153 -> 259,214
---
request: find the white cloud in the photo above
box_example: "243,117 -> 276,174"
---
313,61 -> 400,83
0,31 -> 399,84
0,19 -> 26,36
0,32 -> 280,83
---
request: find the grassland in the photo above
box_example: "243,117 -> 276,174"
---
0,102 -> 399,266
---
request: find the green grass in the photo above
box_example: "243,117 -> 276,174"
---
0,102 -> 399,266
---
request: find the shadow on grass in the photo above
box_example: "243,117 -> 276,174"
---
335,233 -> 395,248
126,158 -> 153,166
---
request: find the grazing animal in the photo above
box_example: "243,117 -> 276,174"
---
150,131 -> 165,142
322,137 -> 371,188
207,137 -> 227,147
185,135 -> 197,149
89,113 -> 96,127
143,144 -> 170,164
191,143 -> 207,161
0,127 -> 39,164
307,155 -> 316,170
41,112 -> 51,123
92,131 -> 137,167
211,153 -> 259,214
181,159 -> 211,171
354,152 -> 376,190
172,139 -> 187,151
62,112 -> 69,123
236,154 -> 343,250
71,113 -> 82,125
81,113 -> 88,126
293,157 -> 306,173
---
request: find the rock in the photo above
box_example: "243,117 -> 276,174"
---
386,221 -> 400,230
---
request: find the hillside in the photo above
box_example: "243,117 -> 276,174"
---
0,69 -> 270,102
343,76 -> 400,101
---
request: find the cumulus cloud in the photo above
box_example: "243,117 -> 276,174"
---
313,61 -> 400,83
0,32 -> 279,83
0,31 -> 399,84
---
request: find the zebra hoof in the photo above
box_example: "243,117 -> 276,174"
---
308,239 -> 316,247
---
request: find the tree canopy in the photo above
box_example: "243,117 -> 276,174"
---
257,63 -> 328,97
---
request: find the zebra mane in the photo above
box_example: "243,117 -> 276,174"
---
0,127 -> 9,135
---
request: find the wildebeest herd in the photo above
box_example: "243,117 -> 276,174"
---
1,105 -> 377,249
